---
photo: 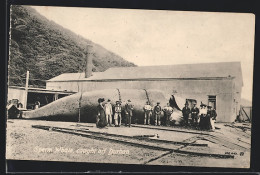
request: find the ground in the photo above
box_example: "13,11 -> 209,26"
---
6,119 -> 251,168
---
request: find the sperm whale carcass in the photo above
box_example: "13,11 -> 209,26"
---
22,89 -> 183,124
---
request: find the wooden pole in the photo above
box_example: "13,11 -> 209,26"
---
78,92 -> 82,123
24,71 -> 29,109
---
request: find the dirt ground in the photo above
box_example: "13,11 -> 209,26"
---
6,119 -> 251,168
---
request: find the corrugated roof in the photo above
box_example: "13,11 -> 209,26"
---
8,86 -> 76,94
47,72 -> 102,82
47,62 -> 243,84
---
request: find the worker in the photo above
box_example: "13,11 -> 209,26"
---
163,103 -> 174,126
211,106 -> 217,128
35,101 -> 40,109
96,98 -> 107,128
182,102 -> 191,126
153,102 -> 162,126
199,102 -> 207,130
143,101 -> 152,125
206,106 -> 212,131
191,102 -> 200,127
207,105 -> 217,131
17,102 -> 23,109
104,99 -> 113,126
124,100 -> 134,127
114,101 -> 122,127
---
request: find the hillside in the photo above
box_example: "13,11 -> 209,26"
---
8,5 -> 136,87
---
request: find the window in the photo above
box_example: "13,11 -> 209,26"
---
208,95 -> 216,110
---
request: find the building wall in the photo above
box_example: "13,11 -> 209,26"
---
7,88 -> 26,105
231,79 -> 243,121
46,78 -> 240,122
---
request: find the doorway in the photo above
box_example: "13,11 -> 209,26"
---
208,95 -> 216,109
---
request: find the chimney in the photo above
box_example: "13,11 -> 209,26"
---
85,45 -> 93,78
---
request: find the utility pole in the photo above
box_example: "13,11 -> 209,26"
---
23,71 -> 29,109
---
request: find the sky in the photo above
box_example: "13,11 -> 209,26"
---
31,6 -> 255,101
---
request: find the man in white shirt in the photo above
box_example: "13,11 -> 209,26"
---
143,101 -> 152,125
104,99 -> 113,126
114,101 -> 122,127
35,101 -> 40,109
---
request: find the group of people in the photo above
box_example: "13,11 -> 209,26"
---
96,97 -> 217,132
96,98 -> 134,128
143,101 -> 174,126
96,98 -> 175,128
182,102 -> 217,131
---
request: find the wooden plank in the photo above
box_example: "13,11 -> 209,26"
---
131,124 -> 210,135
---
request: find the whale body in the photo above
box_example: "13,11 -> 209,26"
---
22,89 -> 183,124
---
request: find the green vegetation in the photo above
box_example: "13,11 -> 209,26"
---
8,5 -> 136,87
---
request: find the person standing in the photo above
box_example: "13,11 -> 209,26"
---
114,101 -> 122,127
104,99 -> 113,126
199,102 -> 207,130
206,106 -> 212,131
211,106 -> 217,131
163,103 -> 174,126
143,101 -> 152,125
124,100 -> 134,127
96,98 -> 107,128
182,102 -> 191,126
35,101 -> 40,109
191,102 -> 200,127
207,105 -> 217,131
154,102 -> 162,126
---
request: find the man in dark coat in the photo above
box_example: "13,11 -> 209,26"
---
96,98 -> 107,128
124,100 -> 134,127
207,105 -> 217,131
154,102 -> 162,126
182,102 -> 191,126
191,102 -> 200,127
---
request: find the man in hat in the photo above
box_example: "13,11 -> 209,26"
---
182,102 -> 191,126
114,101 -> 122,127
199,102 -> 207,130
124,100 -> 134,127
153,102 -> 162,126
191,102 -> 200,127
104,99 -> 113,126
96,98 -> 107,128
143,101 -> 153,125
163,103 -> 174,126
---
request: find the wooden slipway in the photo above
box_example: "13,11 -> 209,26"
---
32,125 -> 235,159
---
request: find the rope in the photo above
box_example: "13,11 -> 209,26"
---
143,89 -> 151,105
116,88 -> 122,103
